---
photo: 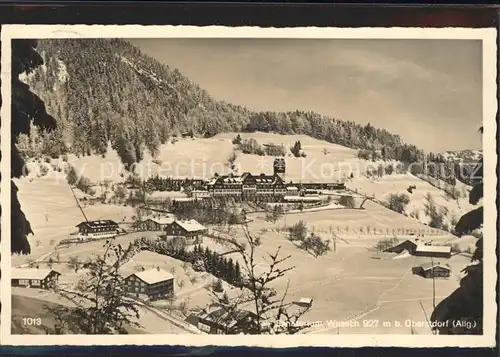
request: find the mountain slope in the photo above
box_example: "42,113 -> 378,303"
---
21,38 -> 422,168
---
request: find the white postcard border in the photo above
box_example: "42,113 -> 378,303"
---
0,24 -> 497,348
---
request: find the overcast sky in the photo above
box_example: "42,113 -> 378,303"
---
128,38 -> 482,152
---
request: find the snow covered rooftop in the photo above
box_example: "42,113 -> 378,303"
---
12,268 -> 60,280
176,219 -> 206,232
415,245 -> 451,253
130,268 -> 174,285
284,196 -> 321,202
222,176 -> 244,184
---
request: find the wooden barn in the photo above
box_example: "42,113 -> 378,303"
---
124,267 -> 174,301
11,268 -> 61,290
414,245 -> 452,258
413,262 -> 451,279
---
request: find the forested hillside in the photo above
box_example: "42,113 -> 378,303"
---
21,38 -> 423,168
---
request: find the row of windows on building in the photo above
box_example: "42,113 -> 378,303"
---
84,231 -> 117,237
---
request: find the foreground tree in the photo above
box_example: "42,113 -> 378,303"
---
6,40 -> 57,254
431,127 -> 483,335
209,223 -> 310,334
44,240 -> 141,334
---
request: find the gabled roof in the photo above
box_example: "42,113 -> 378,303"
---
420,262 -> 451,271
415,245 -> 452,254
174,219 -> 206,232
128,268 -> 174,285
76,220 -> 118,228
12,268 -> 60,280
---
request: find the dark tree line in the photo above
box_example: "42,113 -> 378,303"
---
135,238 -> 243,286
25,39 -> 426,171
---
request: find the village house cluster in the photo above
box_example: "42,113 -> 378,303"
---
11,265 -> 176,302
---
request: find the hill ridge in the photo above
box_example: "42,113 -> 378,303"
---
21,38 -> 423,168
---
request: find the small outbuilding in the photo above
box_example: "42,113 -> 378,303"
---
294,297 -> 313,308
413,262 -> 451,279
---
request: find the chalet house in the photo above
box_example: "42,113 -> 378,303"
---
286,186 -> 299,196
75,220 -> 119,240
384,239 -> 418,254
164,219 -> 206,244
124,267 -> 174,301
414,245 -> 452,258
137,216 -> 174,232
12,268 -> 61,289
196,304 -> 266,334
413,262 -> 451,278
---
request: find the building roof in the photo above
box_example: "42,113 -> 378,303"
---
420,262 -> 451,271
286,186 -> 298,190
255,176 -> 276,183
143,216 -> 175,225
175,219 -> 206,232
299,297 -> 313,304
284,196 -> 321,202
76,220 -> 118,228
415,245 -> 452,254
395,239 -> 418,247
129,268 -> 174,285
221,176 -> 245,184
12,268 -> 60,280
